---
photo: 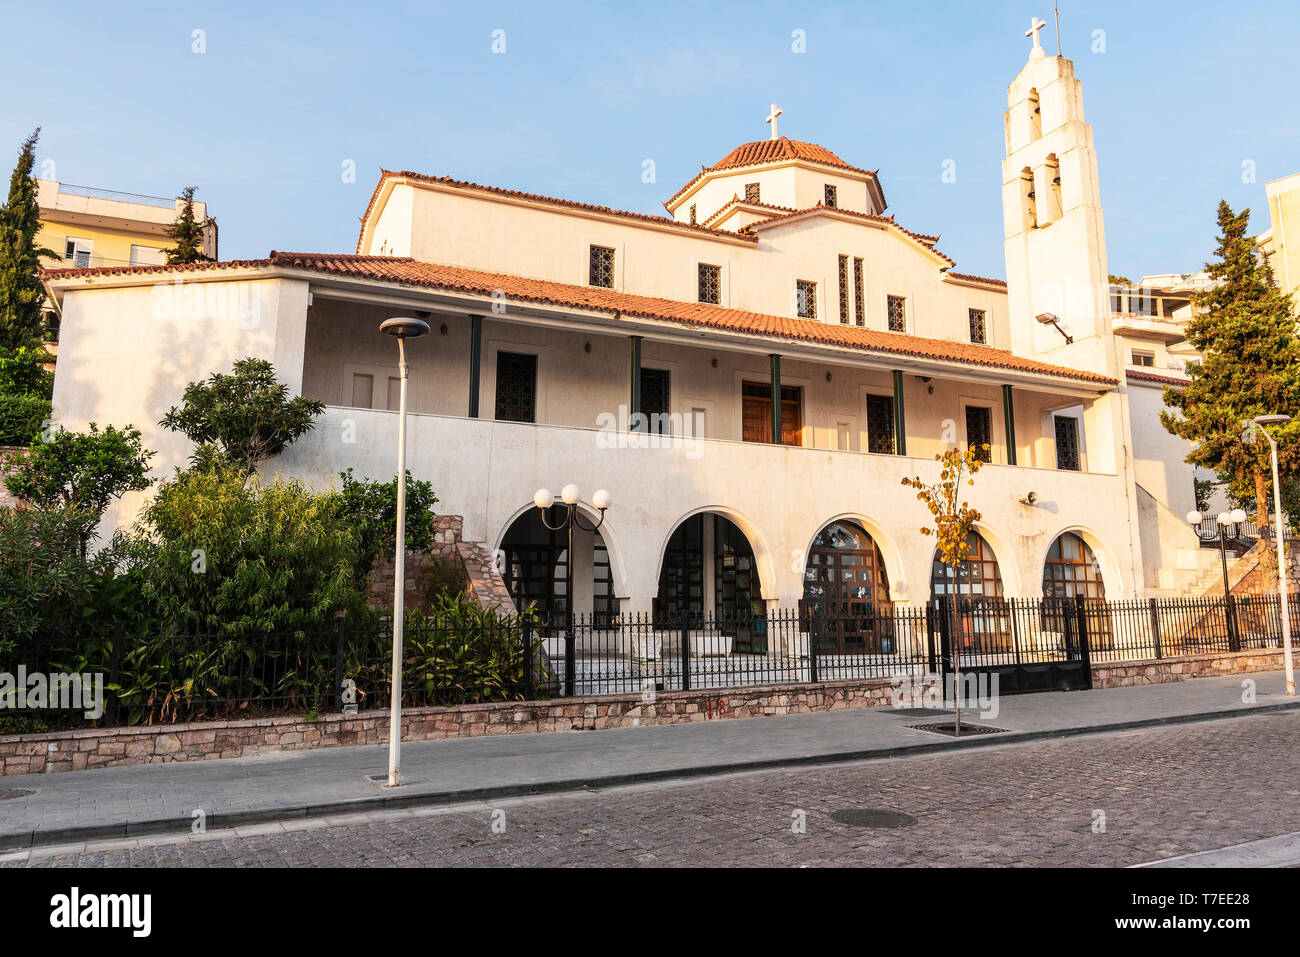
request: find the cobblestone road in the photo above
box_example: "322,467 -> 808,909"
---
10,712 -> 1300,867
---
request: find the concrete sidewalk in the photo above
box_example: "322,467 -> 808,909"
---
1,671 -> 1296,850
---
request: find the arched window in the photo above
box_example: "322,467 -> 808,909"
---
931,531 -> 1009,652
1020,167 -> 1037,231
801,520 -> 891,654
930,531 -> 1004,600
1043,532 -> 1106,600
1044,153 -> 1062,223
1028,88 -> 1042,140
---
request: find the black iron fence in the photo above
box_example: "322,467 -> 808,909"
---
2,593 -> 1296,729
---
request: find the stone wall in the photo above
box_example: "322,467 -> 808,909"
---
1,646 -> 1291,777
366,514 -> 519,613
1090,648 -> 1290,688
0,677 -> 905,776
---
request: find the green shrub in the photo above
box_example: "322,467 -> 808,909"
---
0,394 -> 49,446
338,468 -> 438,580
0,505 -> 109,640
0,346 -> 53,399
133,465 -> 360,637
401,594 -> 543,706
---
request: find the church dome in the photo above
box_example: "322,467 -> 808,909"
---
708,137 -> 856,173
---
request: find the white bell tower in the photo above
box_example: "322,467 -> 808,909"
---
1002,18 -> 1112,372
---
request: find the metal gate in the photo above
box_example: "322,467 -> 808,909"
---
930,595 -> 1093,696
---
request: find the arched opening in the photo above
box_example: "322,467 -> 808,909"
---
800,520 -> 892,654
1043,532 -> 1106,600
1020,166 -> 1037,231
1027,87 -> 1042,140
930,530 -> 1010,651
654,513 -> 763,644
500,507 -> 618,626
1044,153 -> 1063,223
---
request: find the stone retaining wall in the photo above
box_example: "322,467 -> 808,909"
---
0,648 -> 1290,777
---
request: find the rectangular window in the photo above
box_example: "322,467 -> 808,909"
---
887,295 -> 907,332
853,258 -> 865,326
588,245 -> 615,288
965,406 -> 992,462
837,255 -> 849,323
698,263 -> 721,304
741,382 -> 802,446
689,204 -> 697,225
64,237 -> 93,268
129,244 -> 165,266
744,183 -> 760,203
969,308 -> 987,344
824,184 -> 838,208
495,352 -> 537,422
641,368 -> 670,434
1131,350 -> 1155,367
1055,415 -> 1081,471
866,394 -> 896,454
796,280 -> 817,319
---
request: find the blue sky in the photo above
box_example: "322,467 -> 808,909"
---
4,0 -> 1296,281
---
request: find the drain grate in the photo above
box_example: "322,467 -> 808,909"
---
907,722 -> 1008,737
830,808 -> 917,828
0,788 -> 36,800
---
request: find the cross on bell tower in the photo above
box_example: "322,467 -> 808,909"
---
1025,16 -> 1047,57
765,103 -> 783,140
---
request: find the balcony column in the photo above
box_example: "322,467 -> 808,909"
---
892,370 -> 907,455
769,354 -> 782,444
629,335 -> 644,432
467,314 -> 482,417
1002,384 -> 1017,465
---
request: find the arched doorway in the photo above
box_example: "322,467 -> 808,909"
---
800,520 -> 891,654
500,507 -> 617,626
1042,531 -> 1111,648
655,513 -> 763,646
930,530 -> 1009,651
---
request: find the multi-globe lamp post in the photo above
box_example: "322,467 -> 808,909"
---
379,315 -> 430,787
1186,506 -> 1248,651
533,484 -> 611,696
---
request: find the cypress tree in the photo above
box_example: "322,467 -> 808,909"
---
163,185 -> 212,264
1161,200 -> 1300,525
0,129 -> 57,353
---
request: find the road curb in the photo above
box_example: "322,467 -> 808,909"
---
5,698 -> 1299,851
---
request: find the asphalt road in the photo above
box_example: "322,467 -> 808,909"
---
7,711 -> 1300,867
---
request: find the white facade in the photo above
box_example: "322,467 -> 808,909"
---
43,39 -> 1214,615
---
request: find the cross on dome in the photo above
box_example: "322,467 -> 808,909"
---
765,103 -> 783,140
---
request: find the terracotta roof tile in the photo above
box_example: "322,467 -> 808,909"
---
1126,369 -> 1188,387
943,271 -> 1008,288
665,137 -> 881,209
356,170 -> 755,253
44,253 -> 1114,386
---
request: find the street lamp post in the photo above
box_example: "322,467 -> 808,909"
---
1188,507 -> 1247,651
533,485 -> 611,697
1250,414 -> 1295,696
379,316 -> 430,787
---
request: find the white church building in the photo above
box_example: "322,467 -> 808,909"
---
42,26 -> 1213,629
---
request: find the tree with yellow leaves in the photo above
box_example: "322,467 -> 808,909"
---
902,443 -> 989,733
